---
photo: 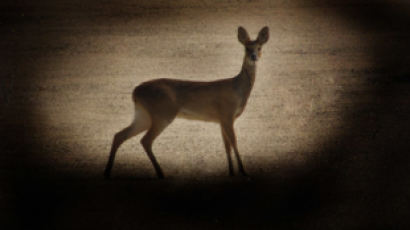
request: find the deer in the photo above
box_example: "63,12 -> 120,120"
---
104,26 -> 269,179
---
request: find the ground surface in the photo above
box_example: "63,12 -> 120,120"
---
1,1 -> 410,229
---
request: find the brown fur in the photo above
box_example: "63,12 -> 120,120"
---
104,26 -> 269,179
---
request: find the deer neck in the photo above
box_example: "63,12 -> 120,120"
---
235,57 -> 256,102
241,57 -> 256,85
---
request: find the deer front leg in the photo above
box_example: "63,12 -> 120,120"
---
221,126 -> 234,176
221,120 -> 248,176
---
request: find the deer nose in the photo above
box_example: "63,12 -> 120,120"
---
250,53 -> 258,61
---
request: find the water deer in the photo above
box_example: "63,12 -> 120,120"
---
104,26 -> 269,179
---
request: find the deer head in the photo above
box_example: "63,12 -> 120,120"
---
238,26 -> 270,63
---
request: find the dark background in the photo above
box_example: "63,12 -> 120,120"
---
1,0 -> 410,229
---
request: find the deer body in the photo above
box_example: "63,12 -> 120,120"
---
104,26 -> 269,179
134,62 -> 255,122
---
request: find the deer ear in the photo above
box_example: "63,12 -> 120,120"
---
238,26 -> 250,45
257,26 -> 269,45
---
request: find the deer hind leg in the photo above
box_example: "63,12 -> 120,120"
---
221,120 -> 248,176
104,105 -> 151,179
221,126 -> 234,176
140,112 -> 177,179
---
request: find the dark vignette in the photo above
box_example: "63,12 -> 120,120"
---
1,0 -> 410,229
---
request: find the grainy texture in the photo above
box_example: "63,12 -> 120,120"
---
1,0 -> 410,229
